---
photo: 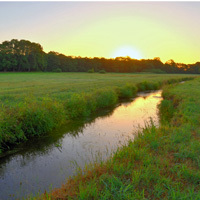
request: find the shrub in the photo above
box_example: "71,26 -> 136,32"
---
85,93 -> 97,114
52,68 -> 62,72
99,70 -> 106,74
0,108 -> 24,146
64,93 -> 89,119
117,84 -> 137,98
136,81 -> 160,91
94,89 -> 118,109
144,69 -> 166,74
0,98 -> 65,149
21,99 -> 65,136
88,68 -> 95,73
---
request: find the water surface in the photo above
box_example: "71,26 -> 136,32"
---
0,90 -> 162,200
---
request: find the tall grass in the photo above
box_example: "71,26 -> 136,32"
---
117,83 -> 137,98
0,98 -> 65,151
0,75 -> 195,152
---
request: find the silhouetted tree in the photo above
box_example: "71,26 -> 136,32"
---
0,39 -> 199,74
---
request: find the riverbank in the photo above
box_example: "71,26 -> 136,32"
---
0,90 -> 163,200
0,73 -> 194,153
34,77 -> 200,199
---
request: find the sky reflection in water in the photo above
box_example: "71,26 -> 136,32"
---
0,90 -> 162,200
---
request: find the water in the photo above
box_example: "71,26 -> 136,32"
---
0,90 -> 162,200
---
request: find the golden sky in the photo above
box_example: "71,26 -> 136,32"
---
0,2 -> 200,64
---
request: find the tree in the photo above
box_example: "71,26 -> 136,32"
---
0,39 -> 47,71
0,39 -> 199,74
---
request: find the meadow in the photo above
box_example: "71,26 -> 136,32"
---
0,72 -> 195,153
0,72 -> 195,105
32,76 -> 200,200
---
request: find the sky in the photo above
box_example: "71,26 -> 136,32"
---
0,2 -> 200,64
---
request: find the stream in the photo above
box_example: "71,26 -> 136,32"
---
0,90 -> 162,200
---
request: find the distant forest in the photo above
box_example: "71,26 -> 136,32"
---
0,39 -> 200,74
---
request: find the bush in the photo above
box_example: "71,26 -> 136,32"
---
94,89 -> 118,109
88,68 -> 95,73
99,70 -> 106,74
0,98 -> 65,149
136,81 -> 160,91
0,108 -> 24,146
144,69 -> 166,74
85,93 -> 97,114
117,84 -> 137,98
52,68 -> 62,72
64,93 -> 89,119
21,99 -> 65,136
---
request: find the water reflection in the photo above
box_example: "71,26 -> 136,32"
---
0,90 -> 162,200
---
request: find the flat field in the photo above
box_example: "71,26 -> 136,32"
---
0,72 -> 195,106
0,72 -> 196,152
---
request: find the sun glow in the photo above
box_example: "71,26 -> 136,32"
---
111,46 -> 142,60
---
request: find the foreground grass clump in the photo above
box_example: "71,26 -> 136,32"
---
34,77 -> 200,199
117,83 -> 137,98
0,98 -> 65,150
0,73 -> 195,152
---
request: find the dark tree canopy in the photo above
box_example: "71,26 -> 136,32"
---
0,39 -> 199,74
0,39 -> 46,72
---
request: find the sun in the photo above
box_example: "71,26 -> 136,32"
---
111,46 -> 142,60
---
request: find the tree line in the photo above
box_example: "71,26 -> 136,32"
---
0,39 -> 199,74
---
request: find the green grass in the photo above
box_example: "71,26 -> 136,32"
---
0,72 -> 195,105
30,77 -> 200,200
0,72 -> 195,152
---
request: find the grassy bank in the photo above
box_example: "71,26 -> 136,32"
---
32,77 -> 200,199
0,73 -> 195,152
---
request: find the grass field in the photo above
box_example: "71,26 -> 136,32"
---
33,77 -> 200,200
0,72 -> 196,152
0,72 -> 195,105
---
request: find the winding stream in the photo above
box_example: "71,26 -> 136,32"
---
0,90 -> 162,200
